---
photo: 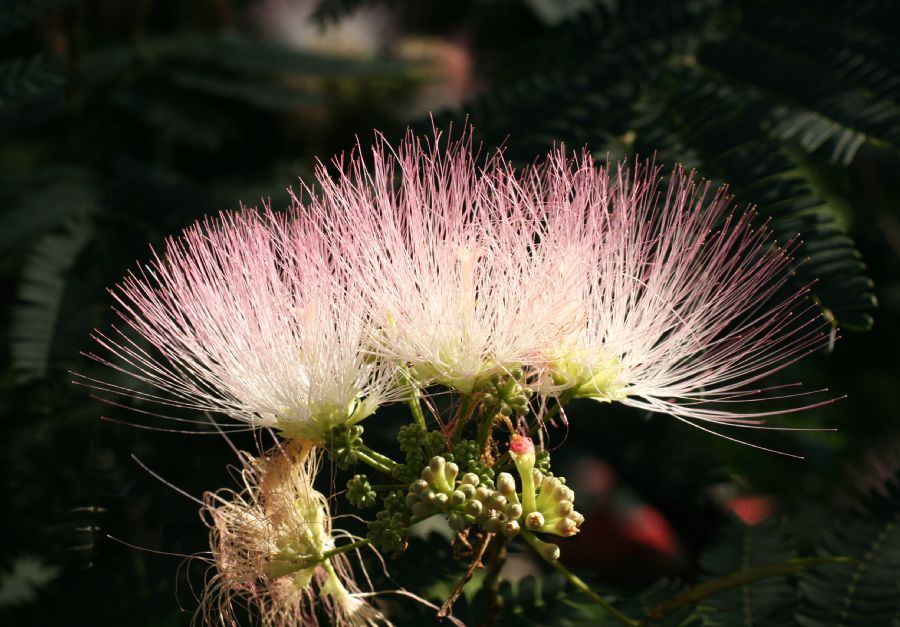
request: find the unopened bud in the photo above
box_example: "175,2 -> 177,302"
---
525,511 -> 545,530
503,520 -> 521,538
450,490 -> 466,506
411,502 -> 429,518
448,512 -> 467,531
459,484 -> 476,499
421,488 -> 436,504
461,473 -> 481,486
497,472 -> 517,496
405,493 -> 420,508
466,500 -> 483,516
429,456 -> 446,474
504,503 -> 523,520
433,492 -> 449,508
475,486 -> 492,501
556,518 -> 579,536
540,542 -> 560,562
411,479 -> 428,494
571,511 -> 584,525
556,500 -> 574,516
484,517 -> 502,534
445,462 -> 459,484
487,493 -> 508,510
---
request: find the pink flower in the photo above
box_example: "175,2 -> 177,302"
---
303,130 -> 580,394
78,209 -> 404,441
531,150 -> 834,443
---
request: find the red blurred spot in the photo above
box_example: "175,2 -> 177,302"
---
620,505 -> 679,557
728,496 -> 774,526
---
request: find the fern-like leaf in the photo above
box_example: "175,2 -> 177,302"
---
11,216 -> 93,383
797,475 -> 900,626
0,56 -> 64,107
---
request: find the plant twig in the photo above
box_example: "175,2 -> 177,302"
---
438,532 -> 494,618
479,534 -> 508,627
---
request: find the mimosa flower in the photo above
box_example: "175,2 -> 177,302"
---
303,130 -> 581,393
201,441 -> 388,626
78,209 -> 404,441
531,151 -> 834,437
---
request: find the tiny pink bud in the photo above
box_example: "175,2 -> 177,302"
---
509,435 -> 534,457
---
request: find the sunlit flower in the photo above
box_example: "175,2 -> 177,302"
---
532,150 -> 833,438
304,130 -> 581,393
201,441 -> 387,626
79,209 -> 403,441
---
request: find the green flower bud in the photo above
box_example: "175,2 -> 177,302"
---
503,519 -> 521,538
448,512 -> 467,531
450,490 -> 467,506
525,511 -> 545,530
497,472 -> 517,497
461,473 -> 480,486
466,500 -> 483,516
504,503 -> 523,520
459,484 -> 476,500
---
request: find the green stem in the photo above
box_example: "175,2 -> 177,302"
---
402,368 -> 428,430
321,538 -> 371,561
355,450 -> 394,475
358,444 -> 398,469
521,531 -> 640,627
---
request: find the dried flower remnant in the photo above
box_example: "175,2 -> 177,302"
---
201,442 -> 387,626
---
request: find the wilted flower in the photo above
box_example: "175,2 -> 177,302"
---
79,209 -> 404,441
201,441 -> 387,626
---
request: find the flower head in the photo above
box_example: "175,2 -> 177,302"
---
531,151 -> 833,436
80,209 -> 404,441
201,441 -> 387,626
305,130 -> 581,393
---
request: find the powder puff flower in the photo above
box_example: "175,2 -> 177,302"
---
531,151 -> 833,438
304,130 -> 582,394
79,209 -> 404,441
201,441 -> 388,626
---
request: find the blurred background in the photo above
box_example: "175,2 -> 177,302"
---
1,0 -> 898,625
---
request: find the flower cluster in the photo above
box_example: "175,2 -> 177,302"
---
83,127 -> 835,625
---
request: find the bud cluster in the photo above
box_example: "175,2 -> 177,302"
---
367,489 -> 410,554
481,369 -> 534,417
345,474 -> 377,508
327,424 -> 365,469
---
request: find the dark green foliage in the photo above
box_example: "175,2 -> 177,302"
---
0,0 -> 72,38
798,475 -> 900,626
698,518 -> 797,626
438,0 -> 893,330
0,56 -> 64,107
